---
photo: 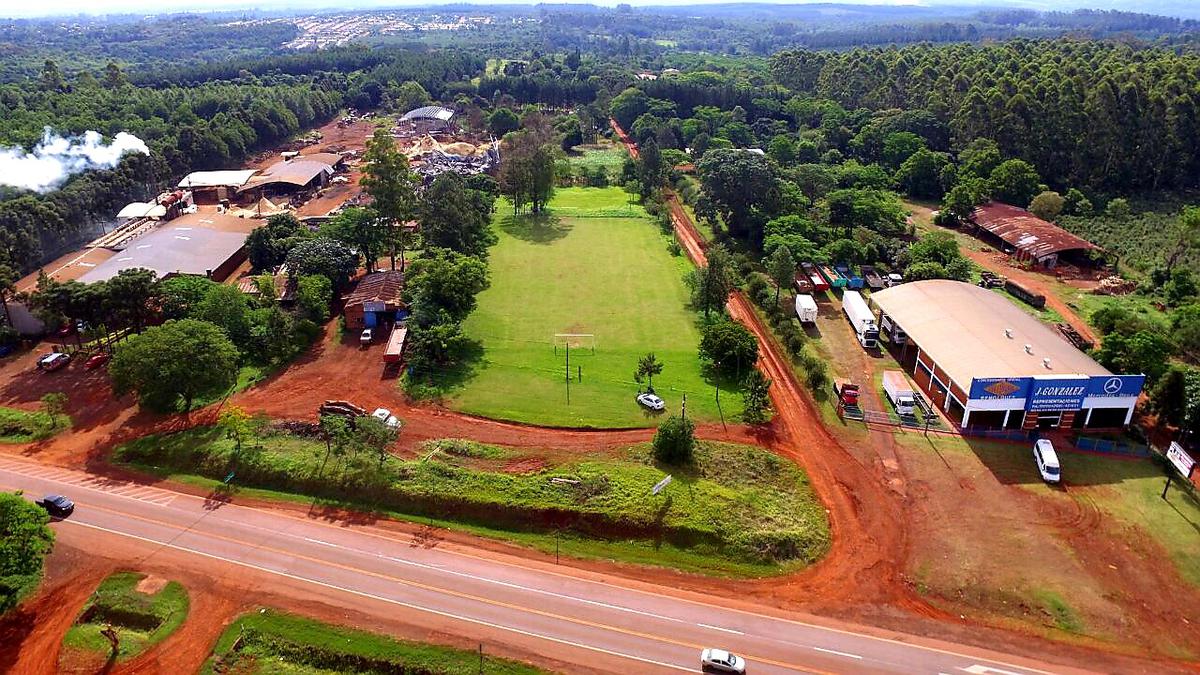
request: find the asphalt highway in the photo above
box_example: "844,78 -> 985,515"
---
0,456 -> 1086,675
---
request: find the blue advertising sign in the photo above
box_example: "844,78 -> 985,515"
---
1027,378 -> 1089,412
1085,375 -> 1145,399
969,377 -> 1032,400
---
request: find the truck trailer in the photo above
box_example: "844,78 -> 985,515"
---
794,293 -> 818,323
880,313 -> 907,344
842,290 -> 879,349
860,265 -> 886,291
835,263 -> 864,290
801,262 -> 829,291
383,325 -> 408,364
882,370 -> 916,416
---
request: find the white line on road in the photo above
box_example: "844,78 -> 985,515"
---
697,623 -> 743,635
812,647 -> 862,660
67,519 -> 696,672
304,537 -> 343,548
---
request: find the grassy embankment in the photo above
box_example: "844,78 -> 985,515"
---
419,185 -> 743,428
202,609 -> 549,675
115,428 -> 830,577
61,572 -> 189,664
0,406 -> 69,443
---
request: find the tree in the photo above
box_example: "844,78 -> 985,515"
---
1165,270 -> 1198,307
634,352 -> 664,392
40,392 -> 67,427
497,130 -> 556,215
896,148 -> 950,200
882,131 -> 925,169
1105,198 -> 1131,219
406,250 -> 490,325
1029,191 -> 1065,221
0,264 -> 17,329
392,80 -> 430,112
699,319 -> 759,377
637,138 -> 664,196
741,370 -> 773,424
296,274 -> 333,323
943,177 -> 987,223
765,244 -> 796,306
1165,205 -> 1200,274
360,129 -> 418,269
826,189 -> 907,237
246,213 -> 309,271
1093,330 -> 1172,384
102,61 -> 126,89
218,405 -> 255,453
610,87 -> 651,129
652,415 -> 695,465
406,320 -> 473,376
321,207 -> 386,273
688,245 -> 734,319
110,319 -> 240,412
958,138 -> 1001,179
195,284 -> 252,349
988,159 -> 1041,207
106,268 -> 158,332
285,238 -> 358,292
1171,303 -> 1200,357
0,492 -> 54,613
354,414 -> 398,468
157,276 -> 217,320
1063,188 -> 1093,217
1150,365 -> 1200,437
418,173 -> 496,258
697,149 -> 781,243
488,107 -> 519,137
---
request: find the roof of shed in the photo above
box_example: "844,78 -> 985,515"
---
345,270 -> 406,307
77,212 -> 255,283
240,159 -> 333,191
971,201 -> 1101,259
401,106 -> 455,122
871,279 -> 1109,389
177,169 -> 257,189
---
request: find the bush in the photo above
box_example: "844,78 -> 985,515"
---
746,274 -> 771,307
652,415 -> 695,464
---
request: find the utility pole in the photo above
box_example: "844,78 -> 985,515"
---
565,342 -> 570,405
681,394 -> 687,421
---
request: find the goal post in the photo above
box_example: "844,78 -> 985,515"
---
553,333 -> 596,355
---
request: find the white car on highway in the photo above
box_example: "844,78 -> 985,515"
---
701,648 -> 746,674
636,392 -> 665,411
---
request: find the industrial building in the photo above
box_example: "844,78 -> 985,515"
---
177,170 -> 258,205
871,280 -> 1143,431
970,202 -> 1103,269
398,105 -> 456,135
343,270 -> 407,330
77,212 -> 257,284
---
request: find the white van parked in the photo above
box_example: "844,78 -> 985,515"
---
1034,439 -> 1061,484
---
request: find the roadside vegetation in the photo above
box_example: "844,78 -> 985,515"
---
60,572 -> 189,665
115,428 -> 829,576
0,492 -> 54,614
0,401 -> 69,443
203,609 -> 549,675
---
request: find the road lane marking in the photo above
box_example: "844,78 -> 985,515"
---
66,520 -> 696,673
812,647 -> 862,660
65,505 -> 830,675
0,460 -> 1053,675
304,537 -> 343,548
697,623 -> 743,635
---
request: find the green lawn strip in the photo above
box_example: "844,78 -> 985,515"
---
62,572 -> 189,663
895,433 -> 1200,588
0,406 -> 68,443
431,186 -> 741,427
202,608 -> 550,675
113,428 -> 829,578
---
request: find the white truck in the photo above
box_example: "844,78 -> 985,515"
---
841,290 -> 879,349
882,370 -> 916,416
794,293 -> 818,323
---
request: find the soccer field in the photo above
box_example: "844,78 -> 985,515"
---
445,186 -> 742,428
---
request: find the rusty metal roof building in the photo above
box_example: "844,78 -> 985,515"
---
971,202 -> 1102,264
240,159 -> 333,192
344,270 -> 406,307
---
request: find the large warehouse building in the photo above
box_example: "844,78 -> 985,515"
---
77,212 -> 257,284
871,280 -> 1144,431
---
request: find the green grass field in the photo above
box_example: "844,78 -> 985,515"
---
61,572 -> 189,664
566,144 -> 626,178
440,186 -> 742,427
202,609 -> 548,675
115,429 -> 829,577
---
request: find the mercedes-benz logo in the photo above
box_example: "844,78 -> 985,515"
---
1103,377 -> 1122,395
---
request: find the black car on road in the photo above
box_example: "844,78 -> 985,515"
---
36,494 -> 74,518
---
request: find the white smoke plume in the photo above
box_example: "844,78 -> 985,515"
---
0,127 -> 151,193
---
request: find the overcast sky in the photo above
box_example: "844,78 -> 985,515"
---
0,0 -> 1191,19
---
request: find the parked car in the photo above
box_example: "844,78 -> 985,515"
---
636,392 -> 665,411
84,353 -> 111,370
371,407 -> 401,429
360,328 -> 373,345
37,352 -> 70,372
36,494 -> 74,518
1034,439 -> 1061,484
700,648 -> 746,674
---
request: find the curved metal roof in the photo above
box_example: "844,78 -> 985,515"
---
400,106 -> 455,122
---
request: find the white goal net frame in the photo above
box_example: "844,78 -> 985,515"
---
553,333 -> 596,355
